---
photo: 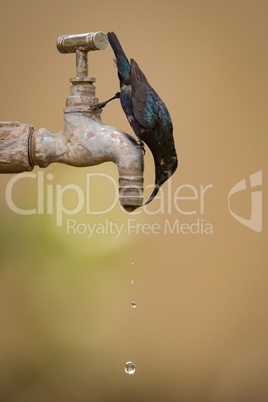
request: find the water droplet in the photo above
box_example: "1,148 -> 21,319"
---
131,261 -> 134,265
130,278 -> 134,284
131,301 -> 137,308
125,361 -> 136,374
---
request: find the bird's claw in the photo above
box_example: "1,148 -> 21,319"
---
88,102 -> 107,111
88,93 -> 120,111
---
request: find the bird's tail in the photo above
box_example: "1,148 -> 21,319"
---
107,32 -> 128,60
107,32 -> 131,83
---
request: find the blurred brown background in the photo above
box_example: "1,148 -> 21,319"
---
0,0 -> 267,401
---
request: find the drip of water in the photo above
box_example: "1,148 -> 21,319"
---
125,361 -> 136,375
126,262 -> 137,374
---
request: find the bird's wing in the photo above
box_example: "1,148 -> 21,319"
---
130,59 -> 173,134
130,59 -> 156,129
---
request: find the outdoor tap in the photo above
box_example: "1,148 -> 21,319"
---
0,32 -> 144,212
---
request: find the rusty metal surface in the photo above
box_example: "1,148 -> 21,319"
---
0,115 -> 144,211
0,122 -> 34,173
65,77 -> 98,113
31,113 -> 144,211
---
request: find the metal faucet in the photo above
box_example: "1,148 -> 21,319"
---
0,32 -> 144,212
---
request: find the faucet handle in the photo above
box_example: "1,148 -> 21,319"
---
57,32 -> 108,79
57,32 -> 108,54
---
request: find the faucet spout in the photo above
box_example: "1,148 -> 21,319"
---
31,113 -> 144,211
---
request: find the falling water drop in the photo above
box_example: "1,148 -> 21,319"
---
130,278 -> 134,284
125,361 -> 136,374
131,301 -> 137,308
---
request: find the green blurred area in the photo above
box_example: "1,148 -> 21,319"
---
0,165 -> 142,401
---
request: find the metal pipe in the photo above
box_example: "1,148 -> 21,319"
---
76,49 -> 88,78
0,116 -> 144,212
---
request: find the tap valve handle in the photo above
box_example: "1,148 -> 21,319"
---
57,32 -> 108,78
57,32 -> 107,53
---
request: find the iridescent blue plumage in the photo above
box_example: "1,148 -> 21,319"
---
117,56 -> 131,81
89,32 -> 178,205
